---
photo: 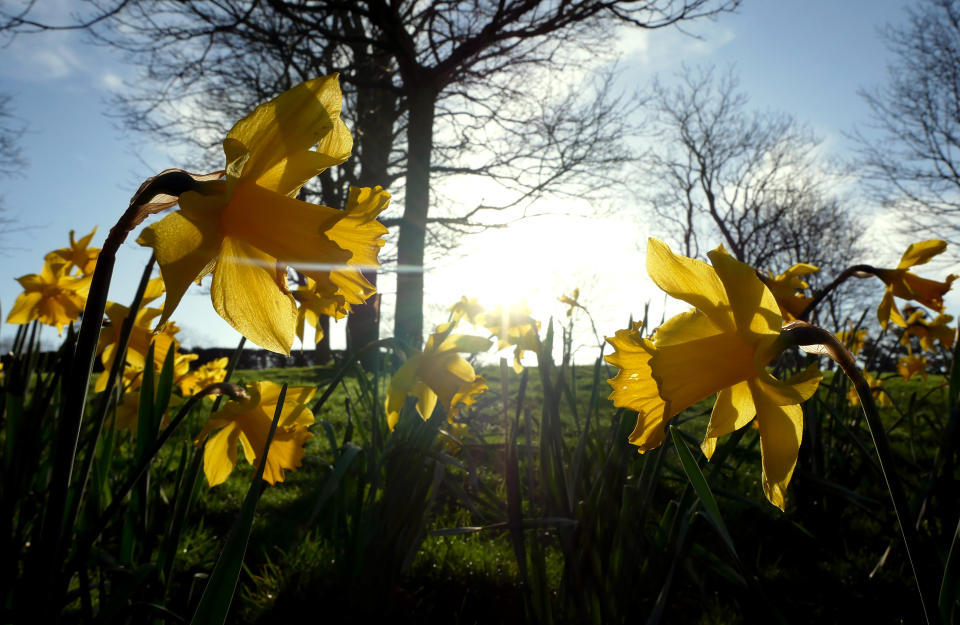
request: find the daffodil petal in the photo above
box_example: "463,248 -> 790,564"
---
211,236 -> 298,354
225,74 -> 349,185
751,380 -> 803,511
649,312 -> 755,418
754,362 -> 822,406
137,191 -> 223,327
256,133 -> 352,198
414,382 -> 439,421
204,423 -> 241,487
708,246 -> 781,340
897,239 -> 947,269
703,381 -> 756,459
6,291 -> 42,324
646,238 -> 735,331
236,419 -> 313,485
221,181 -> 352,271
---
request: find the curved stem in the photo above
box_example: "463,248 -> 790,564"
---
798,264 -> 876,321
783,322 -> 937,624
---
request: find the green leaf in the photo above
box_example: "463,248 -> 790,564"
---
940,516 -> 960,625
669,426 -> 739,562
189,383 -> 288,625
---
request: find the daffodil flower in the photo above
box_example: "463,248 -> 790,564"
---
137,75 -> 390,354
874,240 -> 957,328
900,309 -> 955,352
292,276 -> 346,345
836,327 -> 868,356
94,278 -> 184,392
759,263 -> 819,321
7,259 -> 92,334
449,296 -> 485,325
484,304 -> 540,374
558,288 -> 584,318
178,357 -> 229,396
605,239 -> 821,510
846,371 -> 889,407
46,227 -> 100,277
385,322 -> 491,431
897,354 -> 928,382
196,380 -> 315,486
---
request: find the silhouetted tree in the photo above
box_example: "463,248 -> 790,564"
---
857,0 -> 960,256
1,0 -> 738,348
640,66 -> 867,325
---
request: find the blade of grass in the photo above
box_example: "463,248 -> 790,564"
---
189,383 -> 288,625
669,426 -> 739,563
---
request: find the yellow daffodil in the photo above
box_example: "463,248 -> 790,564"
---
385,322 -> 491,431
292,276 -> 346,345
897,354 -> 928,382
178,357 -> 229,396
847,371 -> 889,407
605,239 -> 822,510
45,227 -> 100,276
874,240 -> 957,328
7,259 -> 92,333
900,309 -> 956,352
136,75 -> 390,354
449,296 -> 485,325
196,380 -> 315,486
485,304 -> 540,374
759,263 -> 819,321
837,327 -> 869,356
558,288 -> 584,317
95,279 -> 181,392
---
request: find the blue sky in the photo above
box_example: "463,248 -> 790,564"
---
1,0 -> 956,354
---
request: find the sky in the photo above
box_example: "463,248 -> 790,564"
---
0,0 -> 957,360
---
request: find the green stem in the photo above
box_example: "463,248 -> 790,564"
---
783,321 -> 937,624
797,264 -> 874,321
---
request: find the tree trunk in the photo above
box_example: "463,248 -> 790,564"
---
394,85 -> 436,350
346,54 -> 397,366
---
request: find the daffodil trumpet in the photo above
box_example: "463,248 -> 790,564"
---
781,321 -> 934,621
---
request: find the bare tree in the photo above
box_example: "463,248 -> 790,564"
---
1,0 -> 738,349
0,93 -> 27,250
856,0 -> 960,255
641,67 -> 851,264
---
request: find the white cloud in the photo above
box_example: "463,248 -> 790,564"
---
101,72 -> 124,91
621,21 -> 736,70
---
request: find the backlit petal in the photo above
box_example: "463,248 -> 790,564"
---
751,380 -> 803,511
211,236 -> 297,354
203,423 -> 241,487
897,239 -> 947,269
702,380 -> 756,459
646,238 -> 734,331
225,74 -> 348,185
221,181 -> 351,272
649,312 -> 755,418
137,189 -> 224,327
708,246 -> 782,340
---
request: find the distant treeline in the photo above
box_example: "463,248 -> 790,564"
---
180,346 -> 338,370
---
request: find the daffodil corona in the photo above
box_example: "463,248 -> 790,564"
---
606,239 -> 821,510
137,75 -> 389,354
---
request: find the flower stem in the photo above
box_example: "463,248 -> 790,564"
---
798,264 -> 875,321
783,321 -> 938,624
